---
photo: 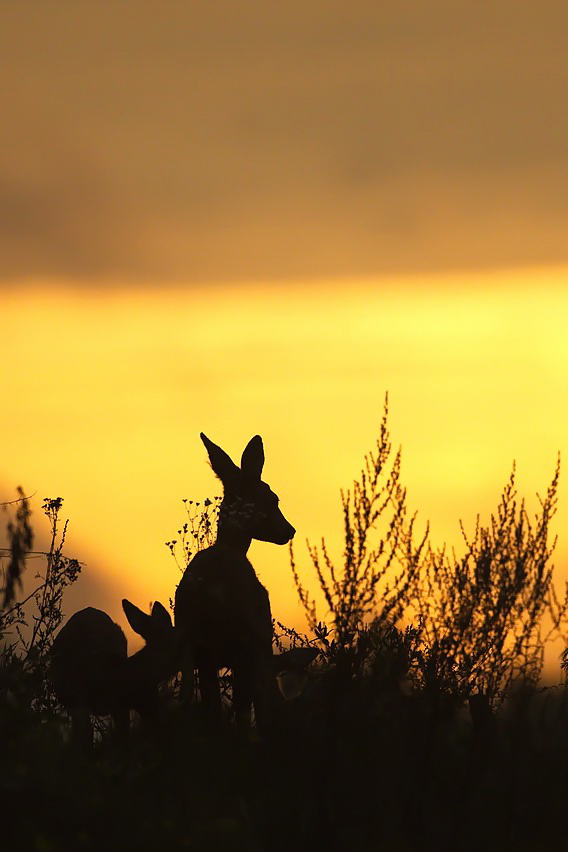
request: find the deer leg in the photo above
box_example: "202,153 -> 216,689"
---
197,661 -> 222,715
232,664 -> 255,731
178,641 -> 196,707
252,661 -> 283,734
70,709 -> 94,751
112,708 -> 131,741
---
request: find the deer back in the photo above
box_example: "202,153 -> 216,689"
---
50,607 -> 129,715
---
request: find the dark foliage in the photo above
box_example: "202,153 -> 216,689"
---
412,458 -> 565,708
1,496 -> 81,715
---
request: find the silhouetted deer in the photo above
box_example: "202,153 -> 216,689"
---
175,433 -> 301,730
49,599 -> 179,747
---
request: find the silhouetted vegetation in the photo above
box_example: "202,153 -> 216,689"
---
165,494 -> 221,574
2,409 -> 568,851
412,458 -> 565,709
1,487 -> 33,609
1,496 -> 81,717
290,397 -> 429,688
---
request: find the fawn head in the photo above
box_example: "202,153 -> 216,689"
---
122,599 -> 182,693
201,433 -> 295,545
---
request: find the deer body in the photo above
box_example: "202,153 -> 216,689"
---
50,600 -> 178,746
175,433 -> 296,729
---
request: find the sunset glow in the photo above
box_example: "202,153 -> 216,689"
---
2,267 -> 567,672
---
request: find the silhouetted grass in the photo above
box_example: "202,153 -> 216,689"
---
3,670 -> 568,851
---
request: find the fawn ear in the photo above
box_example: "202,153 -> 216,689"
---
200,433 -> 240,484
122,599 -> 153,639
151,601 -> 173,629
241,435 -> 264,481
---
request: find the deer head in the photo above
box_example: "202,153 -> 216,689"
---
201,433 -> 295,546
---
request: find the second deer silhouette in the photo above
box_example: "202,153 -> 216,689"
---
175,433 -> 297,730
49,599 -> 180,747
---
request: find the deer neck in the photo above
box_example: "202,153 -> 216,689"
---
127,647 -> 154,682
214,514 -> 252,555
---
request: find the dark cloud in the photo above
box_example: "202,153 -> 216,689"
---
2,1 -> 567,285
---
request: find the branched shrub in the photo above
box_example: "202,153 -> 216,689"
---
272,618 -> 318,654
411,457 -> 565,708
289,395 -> 428,678
165,495 -> 221,574
1,496 -> 81,712
289,401 -> 565,725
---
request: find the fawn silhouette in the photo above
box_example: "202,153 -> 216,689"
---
49,599 -> 179,747
175,433 -> 301,730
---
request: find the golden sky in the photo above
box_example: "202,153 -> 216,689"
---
2,4 -> 568,674
2,272 -> 568,677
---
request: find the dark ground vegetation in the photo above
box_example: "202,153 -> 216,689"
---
2,402 -> 568,851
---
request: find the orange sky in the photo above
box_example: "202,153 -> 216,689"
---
2,1 -> 568,281
2,270 -> 567,675
2,2 -> 568,676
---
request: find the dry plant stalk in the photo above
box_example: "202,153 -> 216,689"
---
290,395 -> 428,656
1,496 -> 81,712
414,457 -> 564,706
165,495 -> 221,574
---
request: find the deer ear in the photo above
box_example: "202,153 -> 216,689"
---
122,599 -> 153,639
151,601 -> 173,629
241,435 -> 264,481
200,433 -> 240,484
